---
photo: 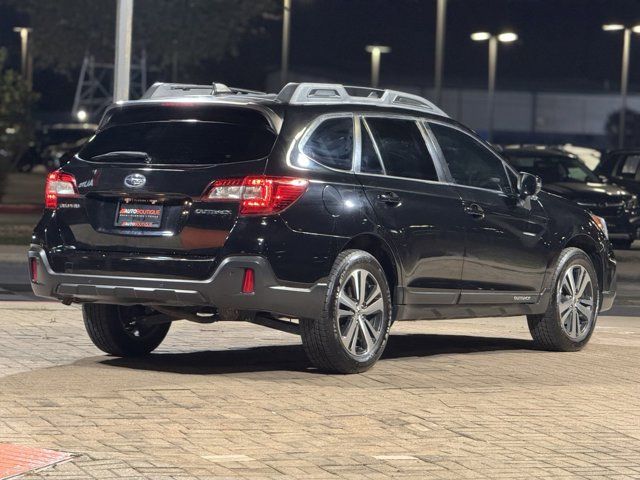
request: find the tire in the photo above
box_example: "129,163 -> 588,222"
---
527,248 -> 599,352
300,250 -> 392,374
83,304 -> 171,356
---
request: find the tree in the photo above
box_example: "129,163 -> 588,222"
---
9,0 -> 278,75
0,48 -> 39,191
606,110 -> 640,149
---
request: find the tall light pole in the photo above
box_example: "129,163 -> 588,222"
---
471,31 -> 518,142
114,0 -> 134,102
365,45 -> 391,88
603,24 -> 640,148
281,0 -> 292,86
434,0 -> 447,104
13,27 -> 33,90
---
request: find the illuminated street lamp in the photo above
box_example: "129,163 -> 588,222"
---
471,31 -> 518,142
365,45 -> 391,88
12,27 -> 33,90
76,109 -> 88,123
603,23 -> 640,148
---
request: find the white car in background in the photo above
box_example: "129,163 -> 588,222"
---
504,144 -> 602,171
560,144 -> 602,171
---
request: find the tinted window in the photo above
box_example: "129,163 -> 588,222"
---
360,124 -> 384,174
79,121 -> 276,165
430,123 -> 510,193
618,154 -> 640,178
508,154 -> 600,184
366,118 -> 438,181
302,117 -> 353,170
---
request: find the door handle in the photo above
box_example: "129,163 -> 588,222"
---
464,203 -> 485,219
377,192 -> 402,206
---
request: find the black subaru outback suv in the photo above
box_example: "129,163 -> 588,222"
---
29,82 -> 616,374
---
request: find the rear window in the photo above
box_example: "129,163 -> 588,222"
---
79,121 -> 276,165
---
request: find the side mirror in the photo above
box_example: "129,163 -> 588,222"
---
518,172 -> 542,199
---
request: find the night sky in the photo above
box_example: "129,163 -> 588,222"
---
2,0 -> 640,112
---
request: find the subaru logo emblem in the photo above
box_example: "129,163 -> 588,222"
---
124,173 -> 146,188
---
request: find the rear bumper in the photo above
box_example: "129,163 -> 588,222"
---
28,246 -> 327,319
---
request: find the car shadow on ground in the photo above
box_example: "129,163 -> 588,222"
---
99,333 -> 537,375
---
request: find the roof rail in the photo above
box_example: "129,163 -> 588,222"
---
142,82 -> 268,100
276,82 -> 448,117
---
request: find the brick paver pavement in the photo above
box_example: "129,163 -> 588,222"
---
0,301 -> 639,479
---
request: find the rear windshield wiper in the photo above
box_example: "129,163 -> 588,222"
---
90,151 -> 152,163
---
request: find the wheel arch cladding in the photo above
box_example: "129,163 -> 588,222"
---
341,234 -> 400,302
565,235 -> 603,293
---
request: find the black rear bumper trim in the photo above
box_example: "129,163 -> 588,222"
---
29,246 -> 326,319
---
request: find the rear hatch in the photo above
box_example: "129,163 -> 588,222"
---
49,103 -> 279,266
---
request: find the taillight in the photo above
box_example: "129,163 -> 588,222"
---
202,176 -> 308,215
29,257 -> 38,283
45,170 -> 78,209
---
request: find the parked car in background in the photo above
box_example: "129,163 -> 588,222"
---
505,144 -> 602,171
29,82 -> 616,373
15,123 -> 97,172
504,145 -> 640,249
597,149 -> 640,196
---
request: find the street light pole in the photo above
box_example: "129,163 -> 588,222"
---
114,0 -> 134,102
281,0 -> 292,86
365,45 -> 391,88
620,28 -> 631,149
13,27 -> 33,90
434,0 -> 447,104
471,31 -> 518,142
603,24 -> 640,148
487,36 -> 498,143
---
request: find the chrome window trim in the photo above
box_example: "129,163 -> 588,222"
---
287,112 -> 356,173
358,117 -> 386,175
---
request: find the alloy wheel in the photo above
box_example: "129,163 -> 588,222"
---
557,265 -> 595,341
336,269 -> 386,357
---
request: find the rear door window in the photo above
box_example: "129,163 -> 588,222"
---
360,122 -> 384,174
365,117 -> 438,181
302,117 -> 354,170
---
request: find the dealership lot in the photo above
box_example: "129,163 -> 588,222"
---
1,294 -> 639,478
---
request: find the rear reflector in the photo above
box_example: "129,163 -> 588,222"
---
45,170 -> 78,209
29,257 -> 38,283
202,176 -> 308,215
242,268 -> 255,294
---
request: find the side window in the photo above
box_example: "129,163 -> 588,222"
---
618,154 -> 640,179
365,118 -> 438,181
302,117 -> 353,170
360,122 -> 384,174
429,123 -> 510,193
